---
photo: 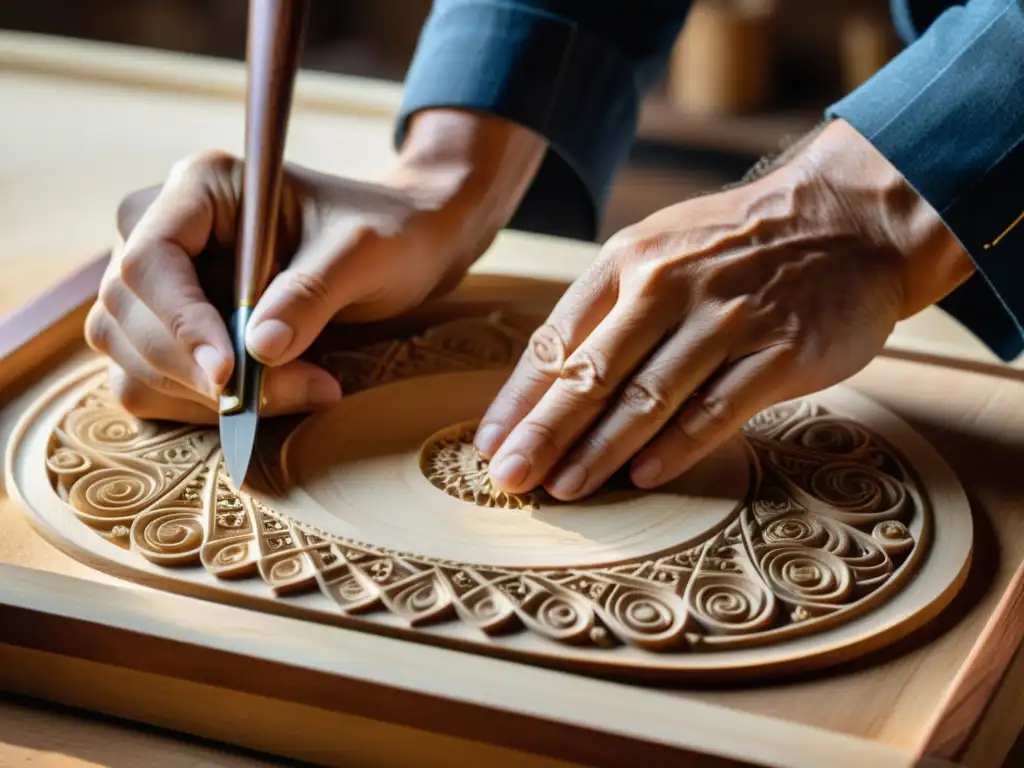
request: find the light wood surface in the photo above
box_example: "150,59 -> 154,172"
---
1,29 -> 1024,768
6,311 -> 975,684
0,694 -> 292,768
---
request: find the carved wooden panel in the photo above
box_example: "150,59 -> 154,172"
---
7,310 -> 973,681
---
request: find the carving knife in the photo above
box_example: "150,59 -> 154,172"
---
219,0 -> 310,488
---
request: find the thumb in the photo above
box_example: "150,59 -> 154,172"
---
245,226 -> 382,365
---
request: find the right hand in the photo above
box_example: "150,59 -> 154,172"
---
85,112 -> 546,423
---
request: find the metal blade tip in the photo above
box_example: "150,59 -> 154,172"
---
220,408 -> 258,489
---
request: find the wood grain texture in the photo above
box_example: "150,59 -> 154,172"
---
2,29 -> 1024,768
6,298 -> 973,684
917,560 -> 1024,761
0,253 -> 106,406
0,564 -> 957,768
0,693 -> 293,768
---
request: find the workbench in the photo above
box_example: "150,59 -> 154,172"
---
1,31 -> 1022,768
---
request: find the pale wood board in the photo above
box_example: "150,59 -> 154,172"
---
5,326 -> 972,683
0,693 -> 295,768
2,29 -> 1024,768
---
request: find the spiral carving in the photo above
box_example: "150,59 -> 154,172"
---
688,573 -> 777,635
781,417 -> 871,458
131,507 -> 203,565
386,573 -> 453,626
517,581 -> 595,644
213,542 -> 249,566
62,406 -> 155,451
873,520 -> 914,557
455,587 -> 517,633
537,595 -> 581,630
68,466 -> 163,527
41,318 -> 932,658
47,448 -> 91,475
269,556 -> 304,583
603,586 -> 687,649
806,461 -> 907,524
760,547 -> 853,608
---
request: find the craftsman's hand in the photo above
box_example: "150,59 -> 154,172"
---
85,110 -> 545,422
476,118 -> 975,499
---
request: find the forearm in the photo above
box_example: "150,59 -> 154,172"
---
385,108 -> 547,269
392,108 -> 547,242
395,0 -> 691,242
828,0 -> 1024,359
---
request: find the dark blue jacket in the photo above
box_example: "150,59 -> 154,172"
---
396,0 -> 1024,360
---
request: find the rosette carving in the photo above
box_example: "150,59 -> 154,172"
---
44,314 -> 930,657
420,421 -> 542,509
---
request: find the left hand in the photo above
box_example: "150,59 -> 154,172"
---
474,119 -> 975,500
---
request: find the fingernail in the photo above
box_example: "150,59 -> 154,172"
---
632,456 -> 663,487
474,423 -> 505,456
489,453 -> 530,490
193,344 -> 225,395
548,463 -> 587,498
305,376 -> 342,408
247,319 -> 294,363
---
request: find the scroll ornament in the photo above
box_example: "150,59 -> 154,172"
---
44,313 -> 925,653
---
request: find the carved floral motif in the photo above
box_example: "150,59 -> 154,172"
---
419,420 -> 542,510
44,312 -> 928,654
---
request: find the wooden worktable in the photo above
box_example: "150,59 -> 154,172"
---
1,31 -> 1022,768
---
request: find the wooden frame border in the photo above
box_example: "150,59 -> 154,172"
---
0,562 -> 954,768
0,251 -> 1018,768
1,30 -> 1022,766
0,252 -> 108,404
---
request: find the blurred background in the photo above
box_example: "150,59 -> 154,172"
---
0,0 -> 901,241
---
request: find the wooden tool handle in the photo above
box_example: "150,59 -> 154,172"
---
236,0 -> 310,309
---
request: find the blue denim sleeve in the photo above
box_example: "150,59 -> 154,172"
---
829,0 -> 1024,361
394,0 -> 689,241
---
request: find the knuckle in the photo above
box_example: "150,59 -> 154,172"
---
574,429 -> 612,461
694,392 -> 735,427
669,413 -> 705,445
518,418 -> 563,454
83,305 -> 111,354
169,148 -> 236,181
600,226 -> 641,263
283,270 -> 334,306
620,377 -> 674,419
165,300 -> 209,345
97,275 -> 126,316
526,323 -> 569,376
632,258 -> 678,298
107,369 -> 152,415
118,244 -> 149,292
671,391 -> 735,442
558,348 -> 611,403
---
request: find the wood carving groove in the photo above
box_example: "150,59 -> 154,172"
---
10,310 -> 973,680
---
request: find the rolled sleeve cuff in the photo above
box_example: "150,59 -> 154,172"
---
395,0 -> 643,241
827,0 -> 1024,361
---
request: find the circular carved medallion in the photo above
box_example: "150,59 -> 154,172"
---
5,309 -> 973,681
276,369 -> 749,570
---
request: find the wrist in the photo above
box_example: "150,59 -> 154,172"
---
782,118 -> 975,318
387,109 -> 547,265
